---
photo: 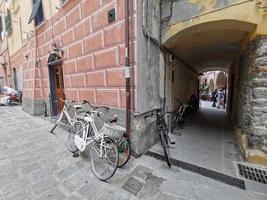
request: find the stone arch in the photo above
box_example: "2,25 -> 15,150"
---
163,19 -> 257,73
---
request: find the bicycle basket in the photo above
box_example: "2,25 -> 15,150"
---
103,123 -> 126,138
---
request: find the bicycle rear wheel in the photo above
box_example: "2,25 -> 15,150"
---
116,136 -> 130,168
159,131 -> 171,167
171,113 -> 179,133
91,137 -> 118,181
67,121 -> 84,153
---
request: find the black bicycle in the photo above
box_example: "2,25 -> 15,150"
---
170,98 -> 190,133
145,108 -> 175,167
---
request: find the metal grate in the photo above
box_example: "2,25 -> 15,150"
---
147,151 -> 246,190
238,163 -> 267,185
131,165 -> 152,180
122,177 -> 144,195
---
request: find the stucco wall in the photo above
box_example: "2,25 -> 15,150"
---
128,0 -> 163,155
164,0 -> 247,24
165,55 -> 198,112
161,0 -> 266,44
4,0 -> 63,57
136,0 -> 162,113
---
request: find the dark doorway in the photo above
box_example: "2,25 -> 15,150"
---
48,64 -> 65,116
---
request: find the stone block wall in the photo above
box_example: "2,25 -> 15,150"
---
236,36 -> 267,151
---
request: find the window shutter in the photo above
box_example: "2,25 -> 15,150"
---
5,9 -> 12,35
28,0 -> 44,25
0,16 -> 3,34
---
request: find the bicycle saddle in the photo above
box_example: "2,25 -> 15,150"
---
73,105 -> 82,109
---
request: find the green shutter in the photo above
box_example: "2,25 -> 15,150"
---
5,9 -> 12,36
28,0 -> 41,24
0,16 -> 3,34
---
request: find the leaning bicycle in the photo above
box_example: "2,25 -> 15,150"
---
145,108 -> 175,167
68,109 -> 122,181
170,98 -> 190,133
50,98 -> 85,133
82,100 -> 131,168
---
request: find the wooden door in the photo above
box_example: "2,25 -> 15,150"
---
55,64 -> 65,112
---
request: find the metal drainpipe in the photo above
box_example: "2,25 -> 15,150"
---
125,0 -> 131,139
141,0 -> 198,75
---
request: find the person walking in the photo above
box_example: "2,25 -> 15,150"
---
216,87 -> 225,109
211,89 -> 217,107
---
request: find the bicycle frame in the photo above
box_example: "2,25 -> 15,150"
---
74,112 -> 106,157
51,101 -> 82,134
55,104 -> 76,127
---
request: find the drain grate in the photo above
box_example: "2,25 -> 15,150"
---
122,177 -> 144,195
238,163 -> 267,185
131,165 -> 152,180
147,151 -> 246,190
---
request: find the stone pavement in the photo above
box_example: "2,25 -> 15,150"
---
0,106 -> 266,200
150,100 -> 242,176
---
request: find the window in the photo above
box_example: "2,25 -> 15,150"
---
28,0 -> 44,26
0,16 -> 3,34
60,0 -> 70,7
5,9 -> 12,35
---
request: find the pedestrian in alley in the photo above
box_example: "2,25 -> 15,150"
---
211,89 -> 217,107
215,87 -> 225,109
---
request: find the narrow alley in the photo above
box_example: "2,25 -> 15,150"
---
150,100 -> 241,176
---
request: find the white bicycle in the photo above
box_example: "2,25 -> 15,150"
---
68,110 -> 123,181
50,98 -> 84,133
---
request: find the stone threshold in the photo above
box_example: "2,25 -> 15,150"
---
235,128 -> 267,166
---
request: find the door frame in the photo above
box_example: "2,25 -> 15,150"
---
48,64 -> 65,116
48,65 -> 58,116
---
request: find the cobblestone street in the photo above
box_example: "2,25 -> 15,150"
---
0,106 -> 266,200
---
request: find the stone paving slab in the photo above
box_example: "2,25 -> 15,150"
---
0,106 -> 266,200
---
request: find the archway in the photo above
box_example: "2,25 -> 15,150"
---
150,19 -> 259,174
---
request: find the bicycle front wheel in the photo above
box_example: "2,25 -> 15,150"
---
116,136 -> 130,168
67,121 -> 84,153
90,137 -> 118,181
160,131 -> 171,167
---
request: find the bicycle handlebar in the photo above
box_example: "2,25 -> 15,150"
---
82,100 -> 110,110
89,109 -> 117,124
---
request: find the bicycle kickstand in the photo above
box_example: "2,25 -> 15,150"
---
50,124 -> 57,134
168,134 -> 176,145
